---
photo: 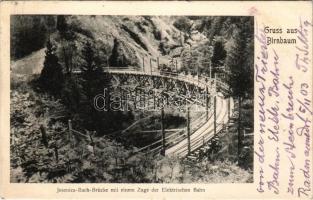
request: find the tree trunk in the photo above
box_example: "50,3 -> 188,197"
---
161,108 -> 165,156
54,146 -> 59,163
40,125 -> 48,148
237,96 -> 242,166
186,107 -> 191,154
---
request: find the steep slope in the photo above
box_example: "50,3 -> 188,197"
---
67,15 -> 186,71
11,48 -> 45,74
11,15 -> 209,74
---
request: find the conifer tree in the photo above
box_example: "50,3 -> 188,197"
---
225,18 -> 253,167
80,41 -> 102,100
39,40 -> 64,96
211,38 -> 227,69
79,41 -> 111,131
56,15 -> 67,36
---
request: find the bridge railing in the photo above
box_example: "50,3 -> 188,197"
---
74,66 -> 230,92
102,67 -> 229,94
103,66 -> 139,72
75,66 -> 229,94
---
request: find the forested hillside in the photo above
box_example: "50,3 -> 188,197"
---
11,16 -> 253,87
10,15 -> 254,183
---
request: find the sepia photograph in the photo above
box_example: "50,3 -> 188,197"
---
10,15 -> 254,183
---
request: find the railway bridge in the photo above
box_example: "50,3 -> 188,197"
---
93,66 -> 234,158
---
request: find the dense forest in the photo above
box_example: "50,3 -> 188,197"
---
10,15 -> 254,183
11,15 -> 254,99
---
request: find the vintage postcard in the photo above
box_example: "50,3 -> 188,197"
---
0,1 -> 312,199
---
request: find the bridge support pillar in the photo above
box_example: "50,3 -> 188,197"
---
143,90 -> 146,110
139,89 -> 143,109
106,55 -> 109,69
161,108 -> 165,156
153,92 -> 156,110
206,86 -> 209,121
214,96 -> 217,135
214,73 -> 217,93
134,88 -> 138,109
186,107 -> 191,154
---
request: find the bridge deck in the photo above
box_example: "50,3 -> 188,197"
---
166,95 -> 234,157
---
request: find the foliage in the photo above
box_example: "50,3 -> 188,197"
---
173,17 -> 193,34
58,40 -> 78,75
10,16 -> 55,59
60,76 -> 82,115
39,40 -> 64,96
211,36 -> 227,69
180,42 -> 213,76
11,75 -> 68,182
177,16 -> 254,170
223,18 -> 253,166
109,38 -> 132,67
56,15 -> 68,34
80,41 -> 103,79
11,16 -> 253,183
225,17 -> 254,98
78,41 -> 105,129
11,74 -> 252,183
